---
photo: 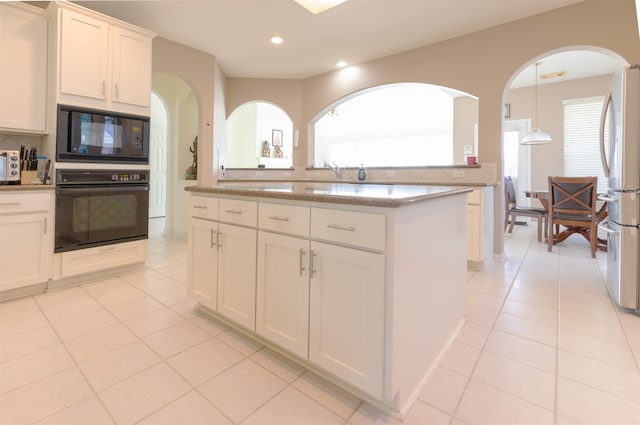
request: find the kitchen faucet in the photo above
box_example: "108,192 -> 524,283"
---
324,161 -> 342,179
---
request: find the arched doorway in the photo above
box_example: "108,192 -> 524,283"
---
501,48 -> 625,238
152,73 -> 198,237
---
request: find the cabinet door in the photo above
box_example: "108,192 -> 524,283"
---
59,8 -> 108,101
256,232 -> 309,358
111,26 -> 152,108
187,218 -> 219,311
309,242 -> 384,398
217,224 -> 257,330
0,4 -> 47,132
0,213 -> 50,291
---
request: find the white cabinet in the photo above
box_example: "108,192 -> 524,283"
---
187,218 -> 219,310
110,26 -> 153,108
258,203 -> 384,396
0,191 -> 53,292
256,228 -> 385,394
0,3 -> 47,133
256,231 -> 309,358
58,9 -> 108,102
49,2 -> 154,114
188,194 -> 258,330
466,187 -> 494,271
309,241 -> 385,397
217,223 -> 257,329
186,189 -> 469,416
55,240 -> 146,279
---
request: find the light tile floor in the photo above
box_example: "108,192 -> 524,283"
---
1,219 -> 639,424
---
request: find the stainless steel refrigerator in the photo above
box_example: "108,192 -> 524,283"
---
598,64 -> 640,314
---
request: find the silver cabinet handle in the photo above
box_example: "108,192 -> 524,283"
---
217,231 -> 223,248
299,249 -> 306,276
100,246 -> 116,252
269,216 -> 289,222
327,224 -> 355,232
0,202 -> 22,206
115,83 -> 119,99
44,217 -> 47,234
310,250 -> 317,278
210,228 -> 217,248
102,81 -> 106,95
193,205 -> 207,209
225,209 -> 243,215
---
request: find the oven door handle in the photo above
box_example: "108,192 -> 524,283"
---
57,185 -> 149,193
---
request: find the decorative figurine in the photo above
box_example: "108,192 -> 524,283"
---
185,136 -> 198,180
262,140 -> 271,157
274,145 -> 284,158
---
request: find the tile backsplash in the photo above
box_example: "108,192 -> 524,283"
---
220,163 -> 496,185
0,133 -> 44,153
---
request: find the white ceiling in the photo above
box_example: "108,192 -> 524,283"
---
509,50 -> 621,89
71,0 -> 622,85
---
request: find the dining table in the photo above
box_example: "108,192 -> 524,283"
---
525,190 -> 607,250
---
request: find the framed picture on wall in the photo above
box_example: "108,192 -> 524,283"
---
272,129 -> 283,146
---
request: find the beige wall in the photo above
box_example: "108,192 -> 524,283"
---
154,0 -> 640,256
227,0 -> 640,257
152,37 -> 217,185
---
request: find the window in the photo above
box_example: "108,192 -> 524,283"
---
563,96 -> 610,193
503,119 -> 531,206
312,83 -> 478,167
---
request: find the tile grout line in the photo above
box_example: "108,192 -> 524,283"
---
447,227 -> 547,424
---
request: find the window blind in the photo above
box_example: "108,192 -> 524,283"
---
563,96 -> 609,193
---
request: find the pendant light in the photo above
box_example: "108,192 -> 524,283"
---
521,61 -> 552,145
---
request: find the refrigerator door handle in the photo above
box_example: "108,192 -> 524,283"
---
599,90 -> 612,177
597,217 -> 618,235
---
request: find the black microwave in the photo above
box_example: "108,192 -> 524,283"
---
56,104 -> 150,164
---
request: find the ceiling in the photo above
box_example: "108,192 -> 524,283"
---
69,0 -> 622,81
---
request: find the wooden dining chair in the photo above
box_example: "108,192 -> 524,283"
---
504,176 -> 548,241
547,176 -> 598,257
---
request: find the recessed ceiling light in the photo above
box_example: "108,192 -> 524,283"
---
270,36 -> 284,45
294,0 -> 348,14
336,60 -> 348,68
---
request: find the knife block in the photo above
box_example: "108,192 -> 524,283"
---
20,171 -> 39,185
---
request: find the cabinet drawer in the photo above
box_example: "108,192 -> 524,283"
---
0,192 -> 51,214
219,199 -> 257,227
259,203 -> 310,237
60,240 -> 145,278
311,208 -> 385,251
190,195 -> 219,220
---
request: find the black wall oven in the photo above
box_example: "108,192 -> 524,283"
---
55,170 -> 149,253
56,104 -> 150,164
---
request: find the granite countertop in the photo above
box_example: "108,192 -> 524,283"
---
0,184 -> 55,192
186,182 -> 472,208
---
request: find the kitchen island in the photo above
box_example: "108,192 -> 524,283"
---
185,182 -> 470,417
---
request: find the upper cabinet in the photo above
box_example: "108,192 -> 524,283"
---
48,2 -> 155,116
0,3 -> 48,134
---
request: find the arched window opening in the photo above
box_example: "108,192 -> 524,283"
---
312,83 -> 478,167
227,101 -> 293,168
